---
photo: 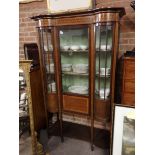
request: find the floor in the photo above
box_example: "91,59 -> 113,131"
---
19,132 -> 32,155
19,121 -> 110,155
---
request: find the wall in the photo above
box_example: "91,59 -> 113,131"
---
96,0 -> 135,54
19,0 -> 135,128
19,0 -> 135,59
19,1 -> 47,59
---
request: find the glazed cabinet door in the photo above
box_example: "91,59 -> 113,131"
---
58,26 -> 90,114
38,27 -> 58,113
95,23 -> 114,121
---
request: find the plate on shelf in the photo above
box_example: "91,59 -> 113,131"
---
79,45 -> 88,51
68,85 -> 88,94
48,82 -> 56,92
61,45 -> 70,51
96,45 -> 112,51
19,69 -> 24,73
19,110 -> 28,117
96,73 -> 110,77
70,45 -> 79,51
46,64 -> 54,73
44,45 -> 53,52
100,45 -> 112,51
96,88 -> 110,99
62,64 -> 72,72
72,64 -> 88,74
96,67 -> 111,76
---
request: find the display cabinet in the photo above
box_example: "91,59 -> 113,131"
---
31,7 -> 125,150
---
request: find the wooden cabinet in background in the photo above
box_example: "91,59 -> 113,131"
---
116,57 -> 135,106
30,67 -> 47,131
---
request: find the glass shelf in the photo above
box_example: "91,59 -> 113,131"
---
95,73 -> 110,78
62,71 -> 88,76
44,51 -> 54,54
96,50 -> 112,53
61,49 -> 88,53
61,49 -> 111,53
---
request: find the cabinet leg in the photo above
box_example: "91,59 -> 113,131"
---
91,144 -> 94,151
91,116 -> 94,151
57,112 -> 64,142
60,119 -> 64,142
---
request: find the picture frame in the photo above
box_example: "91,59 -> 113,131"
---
19,0 -> 43,4
47,0 -> 94,14
111,105 -> 135,155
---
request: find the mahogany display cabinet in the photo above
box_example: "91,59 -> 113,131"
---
31,7 -> 125,150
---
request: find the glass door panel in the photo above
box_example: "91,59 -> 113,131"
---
59,27 -> 89,95
95,23 -> 113,100
39,27 -> 56,93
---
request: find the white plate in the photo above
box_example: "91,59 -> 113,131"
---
46,64 -> 54,73
70,45 -> 79,51
61,45 -> 70,51
68,85 -> 88,94
96,88 -> 110,99
100,45 -> 112,51
72,64 -> 88,73
80,45 -> 88,50
62,64 -> 72,72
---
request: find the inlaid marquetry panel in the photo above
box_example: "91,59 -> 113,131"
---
36,13 -> 120,27
63,95 -> 89,114
55,16 -> 95,26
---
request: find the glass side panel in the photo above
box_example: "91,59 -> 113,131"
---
95,24 -> 113,100
59,27 -> 89,96
39,27 -> 56,93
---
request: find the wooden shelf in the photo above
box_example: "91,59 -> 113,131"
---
62,72 -> 110,77
43,50 -> 112,53
61,50 -> 112,53
95,73 -> 110,78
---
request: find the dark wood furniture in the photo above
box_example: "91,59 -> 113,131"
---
30,67 -> 47,131
19,66 -> 47,133
116,56 -> 135,106
31,7 -> 125,150
24,43 -> 40,67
